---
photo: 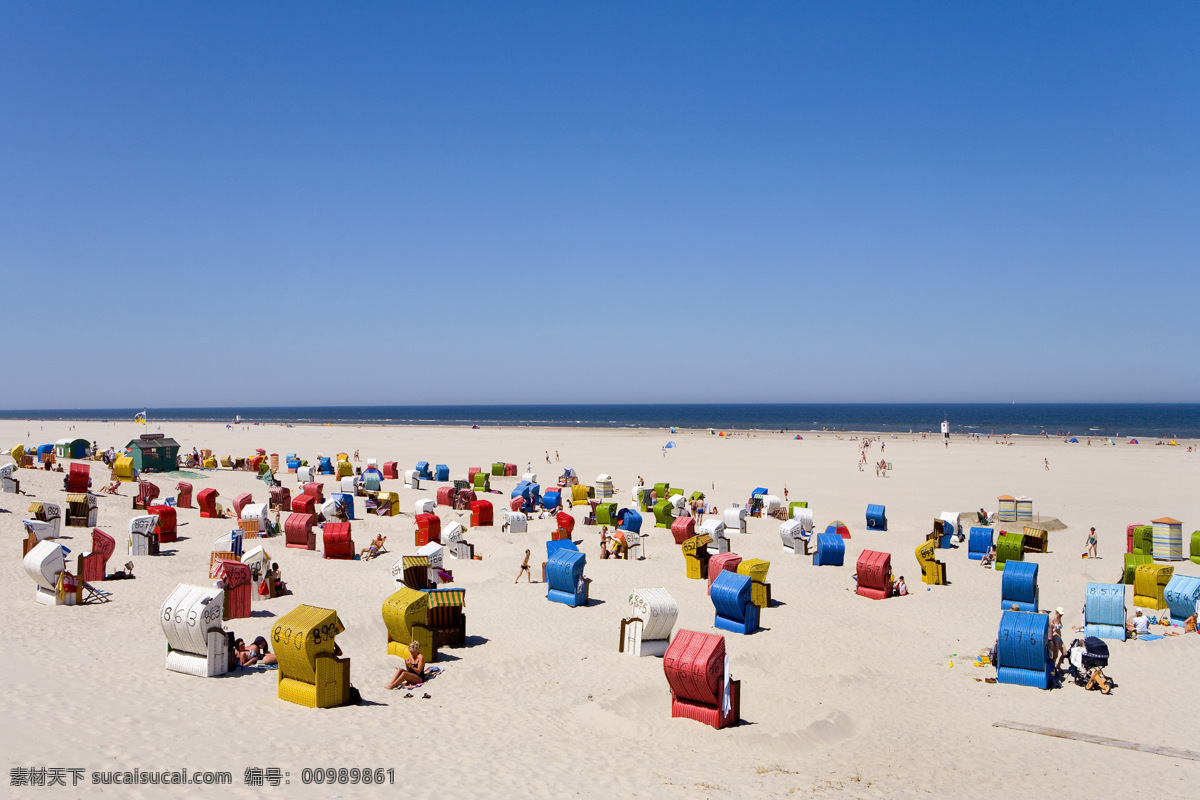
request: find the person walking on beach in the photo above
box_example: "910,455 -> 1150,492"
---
545,451 -> 550,464
1087,527 -> 1099,559
1044,458 -> 1050,470
515,549 -> 533,583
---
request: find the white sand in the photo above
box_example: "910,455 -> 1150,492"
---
2,419 -> 1198,798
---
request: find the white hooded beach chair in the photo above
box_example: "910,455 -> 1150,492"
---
780,518 -> 812,555
241,544 -> 271,580
724,506 -> 748,534
340,476 -> 358,495
415,498 -> 437,516
700,518 -> 729,554
127,514 -> 159,556
404,469 -> 420,489
761,495 -> 783,517
297,466 -> 316,484
669,494 -> 688,517
24,540 -> 79,606
417,541 -> 446,583
25,502 -> 62,541
503,510 -> 527,533
621,588 -> 679,657
1,463 -> 18,493
161,583 -> 231,677
241,502 -> 270,533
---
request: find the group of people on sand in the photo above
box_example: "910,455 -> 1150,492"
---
234,636 -> 276,668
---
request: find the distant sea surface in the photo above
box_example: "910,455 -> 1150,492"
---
1,404 -> 1197,438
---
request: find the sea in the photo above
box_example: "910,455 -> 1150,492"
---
0,404 -> 1196,439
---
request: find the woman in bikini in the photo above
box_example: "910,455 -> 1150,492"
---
386,641 -> 427,689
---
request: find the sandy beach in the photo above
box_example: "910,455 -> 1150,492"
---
2,419 -> 1198,799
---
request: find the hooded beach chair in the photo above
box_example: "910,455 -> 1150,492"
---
161,583 -> 233,676
663,629 -> 739,729
620,588 -> 678,657
711,571 -> 758,634
274,605 -> 351,708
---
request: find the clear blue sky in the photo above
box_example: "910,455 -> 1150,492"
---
3,3 -> 1197,407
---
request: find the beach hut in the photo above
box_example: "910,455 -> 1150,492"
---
128,515 -> 159,556
415,513 -> 442,547
1015,496 -> 1033,522
125,434 -> 180,473
915,540 -> 946,585
1022,526 -> 1049,554
503,509 -> 526,533
1151,517 -> 1184,561
707,553 -> 742,596
699,518 -> 729,555
285,513 -> 316,550
1164,575 -> 1200,622
671,516 -> 696,545
1133,564 -> 1173,610
595,474 -> 614,499
997,495 -> 1017,522
825,520 -> 851,540
813,533 -> 845,567
779,519 -> 810,556
621,588 -> 678,657
1122,553 -> 1153,585
65,493 -> 98,528
150,504 -> 177,542
968,527 -> 994,560
24,540 -> 80,606
711,571 -> 758,635
996,610 -> 1053,689
273,605 -> 351,708
214,560 -> 253,620
737,559 -> 771,608
856,551 -> 892,600
160,584 -> 232,676
682,534 -> 713,579
77,528 -> 115,583
663,629 -> 740,729
546,549 -> 588,607
322,522 -> 355,560
54,438 -> 89,459
382,587 -> 437,664
1000,561 -> 1039,612
1084,583 -> 1127,641
865,504 -> 887,531
471,499 -> 493,527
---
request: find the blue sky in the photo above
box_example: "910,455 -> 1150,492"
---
2,2 -> 1197,406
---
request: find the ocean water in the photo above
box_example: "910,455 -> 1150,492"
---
1,404 -> 1196,438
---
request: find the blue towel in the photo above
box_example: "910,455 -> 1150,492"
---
1138,634 -> 1164,641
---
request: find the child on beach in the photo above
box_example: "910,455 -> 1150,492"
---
514,549 -> 533,583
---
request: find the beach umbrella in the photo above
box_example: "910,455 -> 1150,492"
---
825,520 -> 851,539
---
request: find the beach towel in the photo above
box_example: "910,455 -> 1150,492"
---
1137,634 -> 1164,641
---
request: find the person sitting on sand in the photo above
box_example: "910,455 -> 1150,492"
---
386,640 -> 427,690
977,508 -> 989,525
515,549 -> 533,583
980,545 -> 996,567
893,576 -> 908,596
234,638 -> 259,668
1126,610 -> 1149,637
360,534 -> 386,561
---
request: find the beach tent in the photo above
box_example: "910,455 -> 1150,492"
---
825,520 -> 851,540
1067,437 -> 1079,443
665,441 -> 676,448
1129,439 -> 1138,444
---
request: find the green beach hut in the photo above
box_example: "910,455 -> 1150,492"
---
126,433 -> 181,473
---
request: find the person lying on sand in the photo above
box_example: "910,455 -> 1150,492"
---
360,535 -> 386,561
